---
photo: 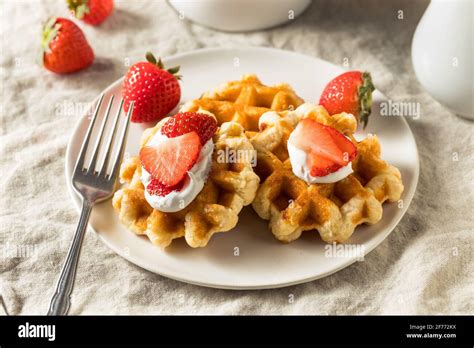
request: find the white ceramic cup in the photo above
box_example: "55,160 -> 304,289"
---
168,0 -> 312,32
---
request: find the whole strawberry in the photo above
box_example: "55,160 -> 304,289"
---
319,71 -> 375,128
123,52 -> 181,123
41,17 -> 94,74
68,0 -> 114,26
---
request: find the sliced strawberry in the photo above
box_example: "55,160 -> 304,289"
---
291,119 -> 345,165
307,153 -> 343,177
161,112 -> 217,145
290,119 -> 357,177
146,178 -> 185,197
140,131 -> 201,186
327,126 -> 357,163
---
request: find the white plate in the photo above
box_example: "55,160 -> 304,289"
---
65,47 -> 419,289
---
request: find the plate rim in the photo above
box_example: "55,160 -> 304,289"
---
65,46 -> 420,289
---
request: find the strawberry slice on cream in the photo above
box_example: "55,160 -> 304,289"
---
288,119 -> 357,184
139,112 -> 218,212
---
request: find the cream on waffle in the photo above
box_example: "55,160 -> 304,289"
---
112,118 -> 259,248
181,74 -> 304,131
249,103 -> 404,243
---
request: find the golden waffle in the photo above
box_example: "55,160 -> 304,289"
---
249,103 -> 404,243
112,120 -> 260,248
180,74 -> 304,131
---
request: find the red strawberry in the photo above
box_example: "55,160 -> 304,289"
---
41,17 -> 94,74
123,52 -> 181,123
290,119 -> 357,177
68,0 -> 114,26
161,112 -> 217,145
146,178 -> 185,197
319,71 -> 375,128
140,131 -> 201,186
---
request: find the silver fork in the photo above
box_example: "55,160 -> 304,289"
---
47,95 -> 133,316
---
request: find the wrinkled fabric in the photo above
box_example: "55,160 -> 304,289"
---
0,0 -> 472,315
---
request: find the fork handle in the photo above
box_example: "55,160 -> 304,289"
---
47,199 -> 92,315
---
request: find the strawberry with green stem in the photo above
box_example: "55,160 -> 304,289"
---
68,0 -> 114,26
41,17 -> 94,74
319,71 -> 375,128
123,52 -> 181,123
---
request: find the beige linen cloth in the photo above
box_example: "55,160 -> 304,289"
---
1,0 -> 472,315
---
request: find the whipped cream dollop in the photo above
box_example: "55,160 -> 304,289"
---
141,132 -> 214,213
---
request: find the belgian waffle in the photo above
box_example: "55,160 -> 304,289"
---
180,74 -> 304,131
112,120 -> 260,248
249,103 -> 404,243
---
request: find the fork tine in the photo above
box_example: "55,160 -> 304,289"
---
87,95 -> 114,174
98,98 -> 124,177
109,102 -> 133,181
75,94 -> 104,172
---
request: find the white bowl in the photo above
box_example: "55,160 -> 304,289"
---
168,0 -> 311,32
